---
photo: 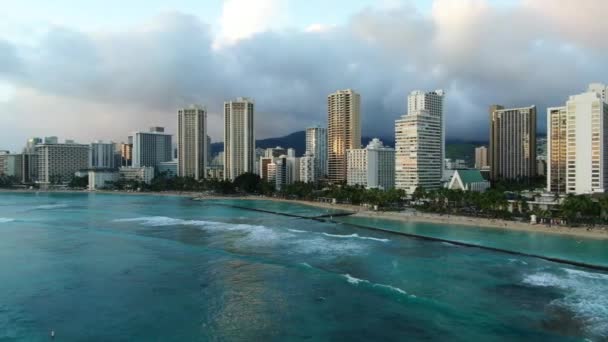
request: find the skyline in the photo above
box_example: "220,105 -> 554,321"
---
2,0 -> 608,151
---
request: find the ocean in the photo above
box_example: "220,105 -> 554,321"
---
0,192 -> 606,341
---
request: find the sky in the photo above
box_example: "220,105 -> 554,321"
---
1,0 -> 608,151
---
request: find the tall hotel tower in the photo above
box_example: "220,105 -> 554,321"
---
224,97 -> 255,180
489,105 -> 537,181
177,105 -> 207,180
305,125 -> 327,180
548,83 -> 608,194
327,89 -> 361,183
395,90 -> 445,194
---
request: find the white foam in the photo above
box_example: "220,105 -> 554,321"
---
441,242 -> 458,247
343,274 -> 369,285
342,274 -> 413,298
0,218 -> 15,223
321,233 -> 389,243
287,229 -> 307,233
34,204 -> 69,210
299,262 -> 312,268
508,258 -> 528,265
523,268 -> 608,338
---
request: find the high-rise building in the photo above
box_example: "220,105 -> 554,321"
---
121,136 -> 133,167
224,97 -> 255,180
36,142 -> 89,187
177,105 -> 207,180
547,84 -> 608,194
347,138 -> 395,190
44,136 -> 58,144
489,105 -> 537,181
306,125 -> 327,180
207,135 -> 212,167
299,153 -> 316,183
408,90 -> 445,168
24,137 -> 42,154
327,89 -> 361,183
475,146 -> 489,169
132,127 -> 172,168
259,156 -> 274,181
547,106 -> 568,193
0,151 -> 8,176
264,146 -> 287,158
274,155 -> 299,190
90,141 -> 116,169
395,93 -> 444,194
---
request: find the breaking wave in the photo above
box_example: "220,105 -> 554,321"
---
321,233 -> 389,243
342,274 -> 413,298
0,218 -> 15,223
523,268 -> 608,338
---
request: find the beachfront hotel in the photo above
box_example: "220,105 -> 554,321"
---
489,105 -> 537,181
327,89 -> 361,183
305,125 -> 327,180
347,138 -> 395,190
132,127 -> 172,169
36,141 -> 90,187
177,105 -> 207,180
395,90 -> 445,194
547,83 -> 608,194
89,141 -> 117,169
223,97 -> 255,180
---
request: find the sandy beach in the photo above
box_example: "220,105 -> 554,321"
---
3,188 -> 608,240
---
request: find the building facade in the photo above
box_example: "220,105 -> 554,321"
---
36,143 -> 90,186
177,106 -> 207,180
489,105 -> 537,181
395,108 -> 443,194
408,90 -> 445,168
305,126 -> 327,180
547,84 -> 608,194
120,137 -> 133,167
132,127 -> 172,169
224,97 -> 255,180
475,146 -> 489,169
119,167 -> 155,184
88,170 -> 119,190
347,138 -> 395,190
327,89 -> 361,183
90,141 -> 117,169
299,153 -> 316,183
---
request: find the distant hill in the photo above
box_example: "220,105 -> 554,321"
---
211,131 -> 488,165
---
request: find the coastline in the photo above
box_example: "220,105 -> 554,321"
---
2,188 -> 608,240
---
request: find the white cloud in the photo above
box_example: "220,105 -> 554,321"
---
214,0 -> 287,49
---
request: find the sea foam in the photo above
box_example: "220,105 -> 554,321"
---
0,218 -> 15,223
523,268 -> 608,338
342,274 -> 412,297
34,204 -> 69,210
321,233 -> 389,243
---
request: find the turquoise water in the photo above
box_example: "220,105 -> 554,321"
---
0,192 -> 607,341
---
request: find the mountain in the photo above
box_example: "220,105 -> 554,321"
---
211,131 -> 487,164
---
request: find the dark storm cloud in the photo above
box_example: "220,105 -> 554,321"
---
2,1 -> 608,151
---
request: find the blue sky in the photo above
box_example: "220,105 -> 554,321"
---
1,0 -> 607,151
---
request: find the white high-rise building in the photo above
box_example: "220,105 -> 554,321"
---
132,127 -> 172,168
475,146 -> 489,169
36,142 -> 90,187
347,138 -> 395,190
408,90 -> 445,170
395,108 -> 443,194
224,97 -> 255,180
547,84 -> 608,194
306,126 -> 327,180
299,153 -> 316,183
90,141 -> 117,169
177,105 -> 207,180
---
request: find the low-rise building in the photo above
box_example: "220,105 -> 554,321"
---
447,169 -> 490,192
158,160 -> 178,178
119,167 -> 155,184
88,170 -> 119,190
206,166 -> 224,179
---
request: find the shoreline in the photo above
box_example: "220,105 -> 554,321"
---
2,188 -> 608,240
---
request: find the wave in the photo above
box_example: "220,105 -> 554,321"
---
322,233 -> 389,243
342,274 -> 413,297
34,204 -> 69,210
287,229 -> 307,233
441,242 -> 459,247
0,218 -> 15,223
523,268 -> 608,338
508,258 -> 528,265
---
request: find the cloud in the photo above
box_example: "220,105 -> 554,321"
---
1,0 -> 608,152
